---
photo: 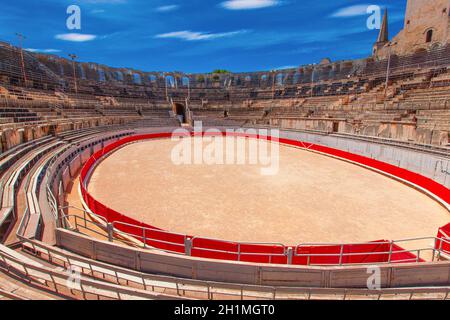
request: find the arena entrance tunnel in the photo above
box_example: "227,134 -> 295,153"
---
174,103 -> 187,123
78,131 -> 450,266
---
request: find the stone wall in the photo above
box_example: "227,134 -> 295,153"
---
269,116 -> 449,146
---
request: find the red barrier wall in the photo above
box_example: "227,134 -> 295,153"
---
79,132 -> 449,265
437,223 -> 450,255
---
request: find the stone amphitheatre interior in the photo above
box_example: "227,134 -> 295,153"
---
0,0 -> 449,302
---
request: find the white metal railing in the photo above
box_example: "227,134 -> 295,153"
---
293,237 -> 450,266
436,160 -> 450,175
189,236 -> 287,263
57,209 -> 450,267
16,237 -> 450,300
0,244 -> 181,300
57,208 -> 109,240
112,221 -> 187,252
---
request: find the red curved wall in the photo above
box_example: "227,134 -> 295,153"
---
79,132 -> 450,265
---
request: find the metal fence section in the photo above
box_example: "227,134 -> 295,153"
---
15,237 -> 450,300
58,209 -> 450,267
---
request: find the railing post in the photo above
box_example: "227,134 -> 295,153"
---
55,213 -> 61,229
339,244 -> 344,266
388,241 -> 394,263
287,247 -> 293,265
437,239 -> 444,260
142,228 -> 147,249
432,238 -> 438,262
184,237 -> 192,256
237,243 -> 241,261
206,284 -> 211,300
107,223 -> 114,242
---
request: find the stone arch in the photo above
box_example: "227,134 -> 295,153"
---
166,75 -> 175,88
276,73 -> 284,86
181,76 -> 190,87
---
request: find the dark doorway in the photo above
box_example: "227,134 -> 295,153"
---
175,103 -> 186,123
426,30 -> 433,43
332,122 -> 339,133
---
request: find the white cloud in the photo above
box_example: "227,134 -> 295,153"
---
221,0 -> 280,10
55,33 -> 97,42
273,65 -> 296,70
26,48 -> 61,53
330,5 -> 371,18
156,5 -> 180,12
155,30 -> 247,41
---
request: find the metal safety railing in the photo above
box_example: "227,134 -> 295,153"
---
0,244 -> 179,300
16,237 -> 450,300
59,205 -> 292,261
294,245 -> 423,267
112,221 -> 187,252
189,236 -> 287,263
293,237 -> 450,266
56,207 -> 450,267
57,207 -> 109,240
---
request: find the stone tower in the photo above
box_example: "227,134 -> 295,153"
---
372,9 -> 389,56
373,0 -> 450,59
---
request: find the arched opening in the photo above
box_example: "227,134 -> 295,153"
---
98,69 -> 106,82
276,73 -> 284,86
181,76 -> 190,87
133,73 -> 142,85
426,29 -> 433,43
174,103 -> 187,123
166,75 -> 175,88
293,72 -> 300,84
115,71 -> 124,81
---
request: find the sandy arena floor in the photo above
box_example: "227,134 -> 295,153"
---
87,137 -> 449,245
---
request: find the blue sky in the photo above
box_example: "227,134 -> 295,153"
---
0,0 -> 407,73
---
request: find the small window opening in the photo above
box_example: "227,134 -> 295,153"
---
426,30 -> 433,43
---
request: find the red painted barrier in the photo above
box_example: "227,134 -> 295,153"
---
436,223 -> 450,255
295,241 -> 378,265
390,243 -> 422,263
190,238 -> 287,263
79,132 -> 449,265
